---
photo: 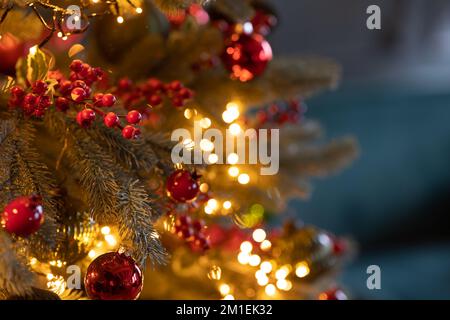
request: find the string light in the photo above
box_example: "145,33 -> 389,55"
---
105,234 -> 117,246
219,284 -> 231,296
223,201 -> 232,210
227,153 -> 239,165
200,139 -> 214,152
199,117 -> 212,128
260,240 -> 272,251
101,226 -> 111,235
295,261 -> 310,278
223,294 -> 235,300
249,254 -> 261,267
136,7 -> 143,14
240,241 -> 253,253
257,275 -> 269,286
199,183 -> 209,193
260,261 -> 273,273
184,109 -> 194,119
265,284 -> 277,296
208,153 -> 219,164
228,166 -> 240,177
252,229 -> 266,243
29,46 -> 38,55
237,252 -> 250,264
276,279 -> 292,291
229,123 -> 241,135
238,173 -> 250,184
117,16 -> 124,24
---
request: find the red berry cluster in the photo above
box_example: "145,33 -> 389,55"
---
8,81 -> 51,117
8,59 -> 143,140
172,215 -> 210,252
114,77 -> 194,114
254,100 -> 306,127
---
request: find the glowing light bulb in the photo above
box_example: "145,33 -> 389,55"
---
237,252 -> 250,264
101,226 -> 111,235
223,201 -> 232,210
275,268 -> 288,280
257,275 -> 269,286
136,7 -> 143,14
117,16 -> 124,24
29,45 -> 38,55
229,123 -> 241,135
260,261 -> 273,273
228,166 -> 239,177
208,153 -> 219,164
240,241 -> 253,253
183,138 -> 195,150
226,102 -> 240,119
199,183 -> 209,193
219,284 -> 230,296
199,117 -> 212,128
260,240 -> 272,251
276,279 -> 292,291
184,108 -> 193,119
105,234 -> 117,246
204,206 -> 214,215
252,229 -> 266,243
200,139 -> 214,152
207,199 -> 218,210
238,173 -> 250,185
223,294 -> 234,300
57,32 -> 63,38
249,254 -> 261,267
222,110 -> 234,123
227,153 -> 239,165
295,261 -> 310,278
265,284 -> 276,296
88,250 -> 96,259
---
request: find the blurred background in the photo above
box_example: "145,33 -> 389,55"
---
271,0 -> 450,299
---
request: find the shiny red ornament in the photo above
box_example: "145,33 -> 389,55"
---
166,169 -> 200,202
84,252 -> 143,300
1,195 -> 44,237
0,33 -> 26,76
250,0 -> 278,36
221,33 -> 272,82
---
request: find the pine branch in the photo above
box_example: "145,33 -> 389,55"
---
117,179 -> 167,266
0,230 -> 36,297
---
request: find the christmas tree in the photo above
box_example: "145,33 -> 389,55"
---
0,0 -> 358,300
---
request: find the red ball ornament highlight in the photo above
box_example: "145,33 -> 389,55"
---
166,169 -> 200,202
1,195 -> 44,237
84,252 -> 143,300
221,32 -> 272,82
318,288 -> 348,300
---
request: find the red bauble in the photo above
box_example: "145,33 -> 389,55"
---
1,195 -> 44,237
0,33 -> 26,76
250,1 -> 278,36
221,32 -> 272,82
166,169 -> 200,202
84,252 -> 143,300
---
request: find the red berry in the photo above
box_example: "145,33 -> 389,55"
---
171,96 -> 184,108
32,80 -> 48,95
192,220 -> 205,232
126,110 -> 142,124
148,94 -> 162,106
118,77 -> 132,91
177,228 -> 193,239
76,108 -> 96,128
93,93 -> 104,106
104,112 -> 119,128
71,87 -> 87,102
70,59 -> 84,72
193,235 -> 210,251
72,80 -> 87,89
92,67 -> 104,80
147,78 -> 163,91
59,81 -> 73,95
10,85 -> 24,98
168,80 -> 182,91
175,215 -> 192,227
178,88 -> 193,99
36,95 -> 51,109
166,169 -> 200,202
122,125 -> 139,139
101,93 -> 116,107
78,63 -> 91,78
1,195 -> 44,237
55,97 -> 70,112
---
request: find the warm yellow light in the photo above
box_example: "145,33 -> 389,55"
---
199,183 -> 209,193
92,0 -> 99,3
219,284 -> 230,296
136,7 -> 143,14
101,226 -> 111,235
200,139 -> 214,152
238,173 -> 250,185
207,199 -> 218,210
260,240 -> 272,251
204,206 -> 214,215
105,234 -> 117,246
227,153 -> 239,165
295,261 -> 310,278
257,275 -> 269,286
240,241 -> 253,253
260,261 -> 273,273
255,270 -> 266,279
183,139 -> 195,150
223,294 -> 235,300
47,273 -> 54,281
265,284 -> 277,296
29,45 -> 38,55
237,252 -> 250,264
57,32 -> 63,38
229,123 -> 241,135
276,279 -> 292,291
275,268 -> 289,280
222,110 -> 234,123
252,229 -> 266,243
184,108 -> 193,119
223,201 -> 232,210
226,102 -> 240,119
117,16 -> 124,24
208,153 -> 218,164
228,166 -> 239,177
30,258 -> 37,265
249,254 -> 261,267
200,117 -> 212,129
62,36 -> 68,41
88,250 -> 96,259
